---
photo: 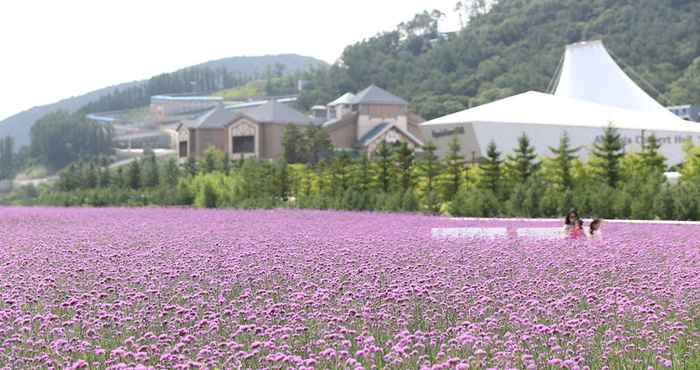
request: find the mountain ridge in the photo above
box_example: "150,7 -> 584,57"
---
0,54 -> 326,148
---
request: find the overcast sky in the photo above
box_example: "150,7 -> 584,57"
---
0,0 -> 462,121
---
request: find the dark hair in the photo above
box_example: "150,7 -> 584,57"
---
590,218 -> 602,234
576,219 -> 584,228
565,208 -> 579,225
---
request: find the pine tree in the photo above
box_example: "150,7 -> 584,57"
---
273,160 -> 290,201
419,141 -> 441,195
506,133 -> 538,183
84,162 -> 98,189
163,157 -> 180,187
143,154 -> 160,188
126,160 -> 141,190
443,135 -> 464,200
355,151 -> 373,193
202,147 -> 219,173
376,141 -> 393,193
282,125 -> 304,163
395,142 -> 415,192
549,132 -> 580,189
222,152 -> 231,176
591,125 -> 624,188
330,151 -> 351,196
640,133 -> 666,175
479,140 -> 502,193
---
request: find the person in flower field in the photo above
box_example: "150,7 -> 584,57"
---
561,208 -> 579,238
570,219 -> 586,240
588,218 -> 603,240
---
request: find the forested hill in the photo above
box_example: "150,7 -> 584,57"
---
298,0 -> 700,120
0,54 -> 326,148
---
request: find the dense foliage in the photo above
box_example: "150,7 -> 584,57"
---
0,136 -> 16,180
298,0 -> 700,119
20,124 -> 700,221
30,111 -> 113,171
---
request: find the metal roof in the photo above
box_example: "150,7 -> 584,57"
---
350,85 -> 407,105
191,104 -> 242,129
244,100 -> 312,125
151,95 -> 223,102
357,122 -> 424,147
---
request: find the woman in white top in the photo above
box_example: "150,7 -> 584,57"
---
561,208 -> 579,239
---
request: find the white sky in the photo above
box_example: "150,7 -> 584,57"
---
0,0 -> 462,121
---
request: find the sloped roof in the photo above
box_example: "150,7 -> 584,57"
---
244,100 -> 312,125
357,122 -> 424,147
192,104 -> 242,129
422,91 -> 700,134
328,92 -> 355,106
322,112 -> 358,129
554,40 -> 679,120
350,85 -> 408,105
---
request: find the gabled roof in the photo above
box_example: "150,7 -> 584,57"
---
191,104 -> 243,129
244,100 -> 312,125
422,91 -> 700,134
357,122 -> 424,147
350,85 -> 408,105
328,92 -> 355,106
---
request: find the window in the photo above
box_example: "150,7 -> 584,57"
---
233,135 -> 255,154
179,141 -> 188,157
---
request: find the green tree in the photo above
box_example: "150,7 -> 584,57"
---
354,151 -> 373,193
591,125 -> 625,188
442,135 -> 464,200
304,125 -> 333,165
272,160 -> 291,201
0,136 -> 15,180
418,141 -> 442,211
84,162 -> 98,189
640,133 -> 666,175
549,132 -> 580,189
395,142 -> 415,192
202,146 -> 223,173
163,158 -> 180,187
98,166 -> 111,188
506,133 -> 538,183
479,140 -> 502,194
142,154 -> 160,188
184,156 -> 198,177
126,160 -> 142,190
375,141 -> 393,193
282,125 -> 304,163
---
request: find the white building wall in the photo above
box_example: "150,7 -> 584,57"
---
422,121 -> 700,165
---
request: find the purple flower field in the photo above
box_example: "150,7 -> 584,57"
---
1,207 -> 699,369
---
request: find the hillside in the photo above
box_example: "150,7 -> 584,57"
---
298,0 -> 700,120
0,54 -> 326,148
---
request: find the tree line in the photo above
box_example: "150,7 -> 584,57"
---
21,124 -> 700,221
30,111 -> 113,171
79,66 -> 257,114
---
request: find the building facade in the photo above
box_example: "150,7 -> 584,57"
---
321,85 -> 425,155
668,105 -> 700,122
176,100 -> 312,160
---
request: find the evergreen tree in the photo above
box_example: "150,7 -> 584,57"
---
273,160 -> 291,201
143,154 -> 160,188
506,133 -> 538,183
443,134 -> 464,200
98,166 -> 112,188
202,147 -> 220,173
114,167 -> 125,188
329,151 -> 352,197
395,142 -> 415,192
304,126 -> 333,165
479,140 -> 502,193
549,132 -> 580,189
0,136 -> 15,180
640,133 -> 666,175
57,163 -> 81,191
163,157 -> 180,187
222,152 -> 231,176
376,141 -> 393,193
355,151 -> 373,193
418,141 -> 442,210
126,160 -> 141,190
184,156 -> 198,177
591,125 -> 624,188
84,162 -> 98,189
282,125 -> 304,163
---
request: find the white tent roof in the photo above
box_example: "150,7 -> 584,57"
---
554,40 -> 678,120
422,91 -> 700,134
